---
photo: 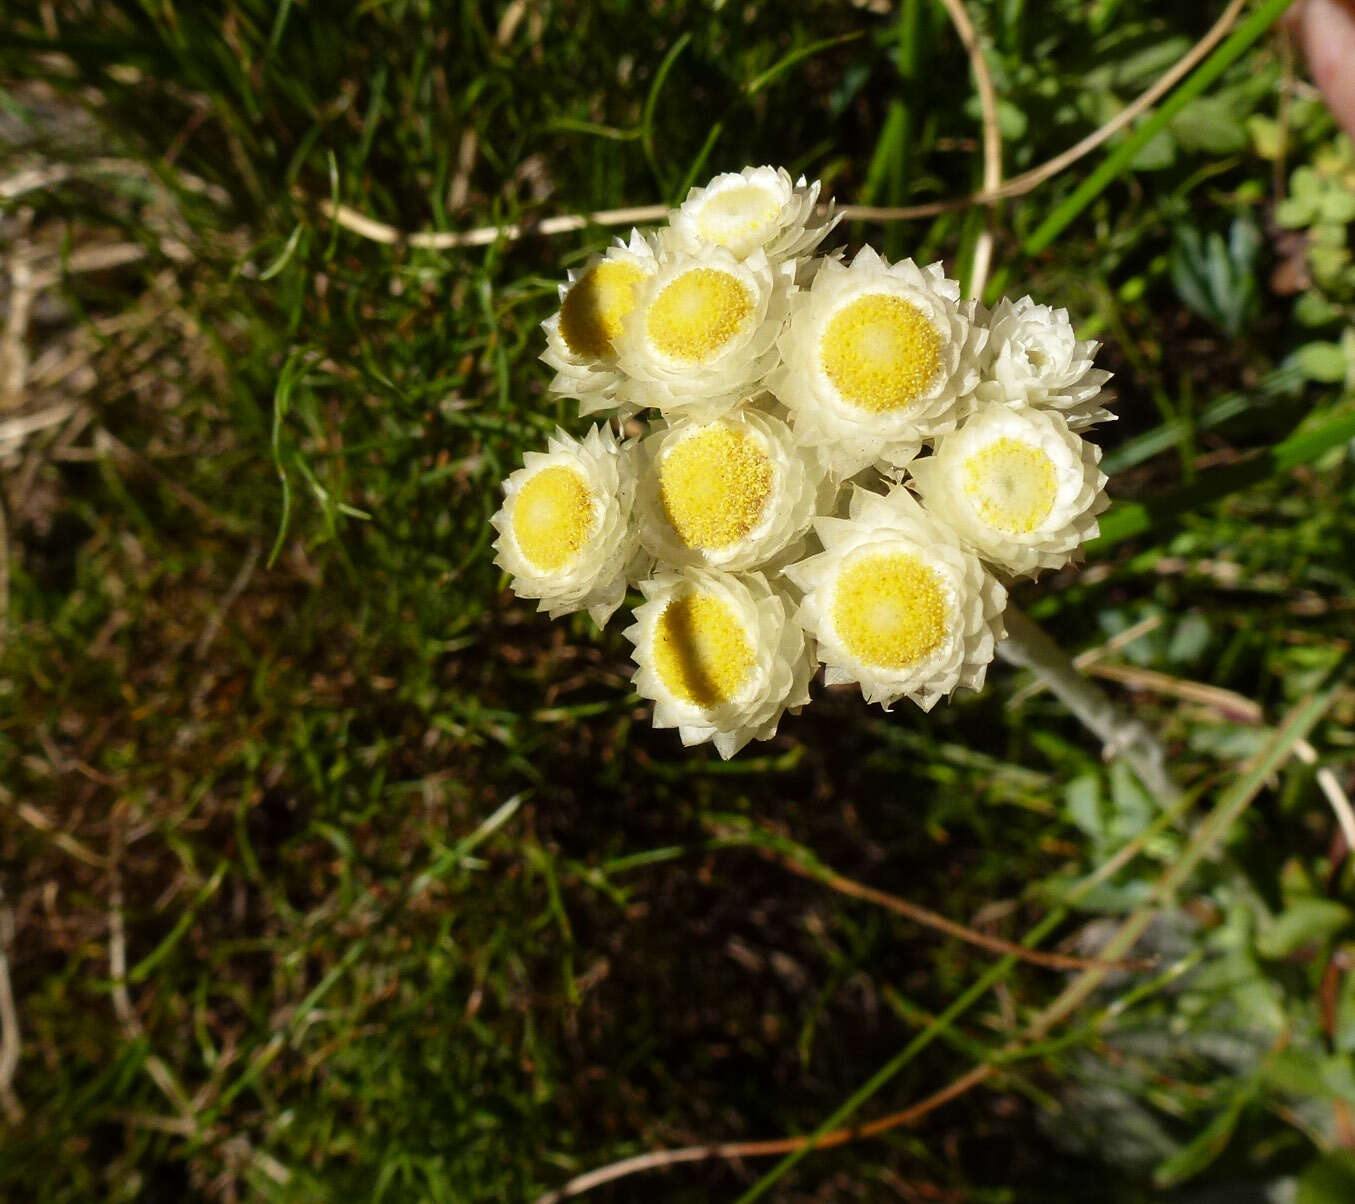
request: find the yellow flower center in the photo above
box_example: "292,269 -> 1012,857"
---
696,185 -> 781,248
960,437 -> 1058,534
645,268 -> 754,363
511,465 -> 594,571
659,424 -> 774,551
820,294 -> 943,413
831,551 -> 948,670
653,592 -> 755,708
559,260 -> 646,358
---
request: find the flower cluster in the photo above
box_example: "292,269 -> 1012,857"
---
493,166 -> 1112,757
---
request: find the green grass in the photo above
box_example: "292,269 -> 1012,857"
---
2,1 -> 1355,1200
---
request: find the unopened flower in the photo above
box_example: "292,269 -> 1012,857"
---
786,485 -> 1006,710
636,407 -> 828,571
772,248 -> 986,475
910,405 -> 1109,578
625,568 -> 813,758
541,229 -> 660,415
975,295 -> 1113,429
613,246 -> 790,417
491,425 -> 643,625
667,165 -> 840,264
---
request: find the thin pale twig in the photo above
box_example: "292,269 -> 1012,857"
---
932,0 -> 1002,297
0,896 -> 23,1124
319,0 -> 1245,253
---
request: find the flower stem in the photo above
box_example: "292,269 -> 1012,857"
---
998,604 -> 1181,804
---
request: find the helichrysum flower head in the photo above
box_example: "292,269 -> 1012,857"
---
772,247 -> 986,476
613,246 -> 790,417
786,484 -> 1006,711
636,407 -> 828,572
667,165 -> 841,265
624,568 -> 813,758
975,295 -> 1113,430
541,229 -> 660,415
491,424 -> 643,626
909,405 -> 1109,579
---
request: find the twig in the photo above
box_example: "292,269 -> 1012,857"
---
932,0 -> 1002,297
999,605 -> 1182,806
195,541 -> 261,660
1008,613 -> 1164,708
1081,661 -> 1355,856
0,894 -> 23,1124
319,0 -> 1245,253
109,835 -> 198,1124
764,845 -> 1152,974
448,0 -> 531,211
531,1066 -> 990,1204
531,792 -> 1193,1204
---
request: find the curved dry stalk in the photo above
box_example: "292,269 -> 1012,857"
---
530,1066 -> 990,1204
932,0 -> 1002,296
0,896 -> 22,1124
317,0 -> 1244,253
767,847 -> 1153,973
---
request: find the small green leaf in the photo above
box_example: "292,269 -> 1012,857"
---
1256,896 -> 1351,958
1295,341 -> 1348,383
1151,1083 -> 1253,1187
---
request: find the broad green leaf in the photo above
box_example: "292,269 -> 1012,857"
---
1297,1152 -> 1355,1204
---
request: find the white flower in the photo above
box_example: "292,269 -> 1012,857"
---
491,425 -> 643,626
667,165 -> 840,264
625,568 -> 813,758
909,405 -> 1109,579
541,229 -> 660,416
613,246 -> 791,417
974,295 -> 1113,430
785,484 -> 1006,711
635,407 -> 829,572
771,247 -> 987,476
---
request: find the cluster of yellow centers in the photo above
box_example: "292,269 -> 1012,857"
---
653,592 -> 755,707
696,185 -> 780,248
559,260 -> 647,359
960,437 -> 1058,535
646,268 -> 754,363
820,294 -> 942,413
659,424 -> 774,551
511,464 -> 595,571
831,550 -> 949,670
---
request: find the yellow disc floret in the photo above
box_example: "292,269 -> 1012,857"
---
659,424 -> 774,551
697,186 -> 780,247
960,437 -> 1058,534
559,261 -> 646,358
511,465 -> 595,571
820,294 -> 943,413
645,268 -> 754,363
831,551 -> 949,669
653,592 -> 755,707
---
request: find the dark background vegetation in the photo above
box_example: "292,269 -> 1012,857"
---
2,1 -> 1355,1200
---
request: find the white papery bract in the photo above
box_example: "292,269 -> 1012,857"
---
974,295 -> 1113,430
772,247 -> 986,476
491,425 -> 643,626
625,568 -> 813,758
667,165 -> 841,264
613,246 -> 791,418
785,485 -> 1006,711
636,407 -> 828,572
541,229 -> 660,416
910,406 -> 1109,579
